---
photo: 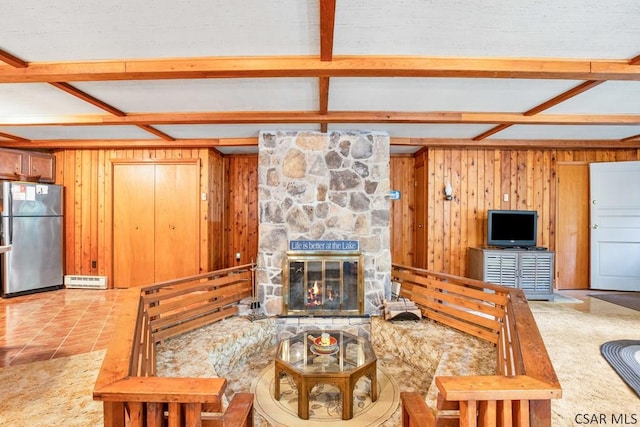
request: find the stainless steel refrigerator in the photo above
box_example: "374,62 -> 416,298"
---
0,181 -> 63,297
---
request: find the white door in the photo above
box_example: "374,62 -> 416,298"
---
590,161 -> 640,291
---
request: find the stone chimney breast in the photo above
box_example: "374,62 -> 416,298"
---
257,131 -> 391,316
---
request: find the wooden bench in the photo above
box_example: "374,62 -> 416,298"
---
392,264 -> 561,427
93,265 -> 256,427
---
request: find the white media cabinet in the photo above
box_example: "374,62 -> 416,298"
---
468,247 -> 555,301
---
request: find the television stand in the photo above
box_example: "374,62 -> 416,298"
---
468,247 -> 554,301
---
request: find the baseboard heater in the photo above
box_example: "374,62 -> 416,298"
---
64,275 -> 108,290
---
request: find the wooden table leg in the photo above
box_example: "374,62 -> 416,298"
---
274,366 -> 281,400
340,381 -> 352,420
298,379 -> 309,420
370,363 -> 378,402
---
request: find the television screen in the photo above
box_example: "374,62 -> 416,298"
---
487,210 -> 538,248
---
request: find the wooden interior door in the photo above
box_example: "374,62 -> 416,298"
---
154,163 -> 200,282
556,163 -> 589,289
113,164 -> 156,288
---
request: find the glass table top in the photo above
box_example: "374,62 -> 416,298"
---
275,330 -> 376,374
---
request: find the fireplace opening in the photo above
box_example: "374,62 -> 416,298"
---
282,251 -> 364,316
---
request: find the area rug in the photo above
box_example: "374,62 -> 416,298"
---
589,292 -> 640,312
251,365 -> 399,426
600,340 -> 640,398
0,350 -> 105,427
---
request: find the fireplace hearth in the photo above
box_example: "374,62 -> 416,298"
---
282,251 -> 364,316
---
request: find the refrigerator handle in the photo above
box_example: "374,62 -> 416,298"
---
7,189 -> 12,245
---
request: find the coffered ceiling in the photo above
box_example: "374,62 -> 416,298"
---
1,0 -> 639,154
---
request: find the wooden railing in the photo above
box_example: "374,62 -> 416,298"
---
393,264 -> 561,427
93,265 -> 256,427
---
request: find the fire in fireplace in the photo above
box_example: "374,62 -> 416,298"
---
282,251 -> 364,316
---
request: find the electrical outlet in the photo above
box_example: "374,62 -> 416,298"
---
91,260 -> 97,268
235,252 -> 241,261
503,193 -> 509,202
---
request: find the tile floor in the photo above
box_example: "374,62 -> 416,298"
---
0,288 -> 123,367
0,287 -> 633,369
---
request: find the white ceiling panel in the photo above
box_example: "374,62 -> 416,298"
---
0,125 -> 153,140
0,83 -> 105,115
334,0 -> 640,59
546,81 -> 640,114
215,146 -> 259,155
329,78 -> 581,112
328,123 -> 495,138
1,0 -> 318,61
0,1 -> 638,147
74,79 -> 318,112
155,124 -> 321,139
490,125 -> 640,140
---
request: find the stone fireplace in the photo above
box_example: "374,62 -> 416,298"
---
257,130 -> 391,317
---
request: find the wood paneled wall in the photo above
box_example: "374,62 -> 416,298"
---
418,147 -> 640,277
54,148 -> 213,282
207,149 -> 225,270
223,155 -> 259,267
54,145 -> 639,287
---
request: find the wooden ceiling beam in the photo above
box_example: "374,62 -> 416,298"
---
2,136 -> 638,151
523,80 -> 605,116
410,138 -> 640,149
1,56 -> 640,83
320,0 -> 336,61
319,78 -> 330,112
0,131 -> 30,142
49,82 -> 127,116
473,80 -> 606,140
3,111 -> 640,126
629,54 -> 640,65
136,125 -> 175,141
472,124 -> 512,141
0,48 -> 27,68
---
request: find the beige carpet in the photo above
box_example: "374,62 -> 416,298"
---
0,350 -> 105,427
251,365 -> 399,426
529,301 -> 640,425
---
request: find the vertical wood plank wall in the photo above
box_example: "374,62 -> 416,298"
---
419,147 -> 640,277
54,148 -> 214,281
208,149 -> 225,270
224,155 -> 259,267
54,146 -> 639,285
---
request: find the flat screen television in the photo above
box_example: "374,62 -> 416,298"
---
487,210 -> 538,248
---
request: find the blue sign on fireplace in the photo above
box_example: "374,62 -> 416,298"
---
289,240 -> 359,251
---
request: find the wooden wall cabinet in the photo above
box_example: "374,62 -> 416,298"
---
27,152 -> 55,181
468,247 -> 555,300
0,148 -> 55,182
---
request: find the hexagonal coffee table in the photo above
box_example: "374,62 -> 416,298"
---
274,330 -> 377,420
